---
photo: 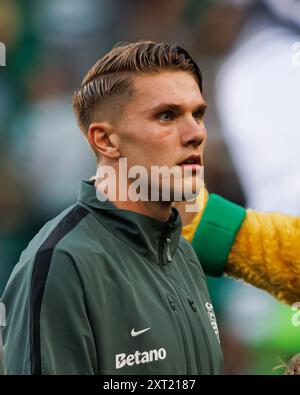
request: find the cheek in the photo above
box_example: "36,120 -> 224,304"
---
199,125 -> 207,151
117,119 -> 181,164
124,125 -> 176,149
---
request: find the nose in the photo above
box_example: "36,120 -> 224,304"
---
180,118 -> 207,148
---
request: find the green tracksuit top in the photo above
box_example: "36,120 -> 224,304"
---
1,180 -> 223,375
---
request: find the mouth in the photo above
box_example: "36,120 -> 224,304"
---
177,155 -> 202,167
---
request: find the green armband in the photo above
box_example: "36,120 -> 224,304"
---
192,194 -> 246,277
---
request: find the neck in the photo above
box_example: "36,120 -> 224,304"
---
94,178 -> 173,222
172,197 -> 197,226
113,199 -> 173,222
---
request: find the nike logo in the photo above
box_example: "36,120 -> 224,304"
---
131,327 -> 151,337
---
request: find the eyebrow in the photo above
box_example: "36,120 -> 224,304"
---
150,102 -> 208,114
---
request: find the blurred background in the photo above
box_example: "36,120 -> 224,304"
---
0,0 -> 300,374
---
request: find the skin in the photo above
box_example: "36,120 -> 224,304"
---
173,195 -> 200,226
88,70 -> 207,222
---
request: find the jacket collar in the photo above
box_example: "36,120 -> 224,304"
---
77,180 -> 182,261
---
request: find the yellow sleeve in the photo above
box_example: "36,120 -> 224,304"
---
181,188 -> 208,243
226,209 -> 300,305
181,192 -> 300,305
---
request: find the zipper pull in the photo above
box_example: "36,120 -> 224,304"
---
166,237 -> 172,262
188,299 -> 198,312
167,295 -> 177,311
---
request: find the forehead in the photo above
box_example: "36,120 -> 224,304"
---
129,70 -> 204,111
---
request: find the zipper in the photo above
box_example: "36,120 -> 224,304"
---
158,224 -> 215,374
167,295 -> 191,375
158,223 -> 173,269
188,299 -> 197,312
158,224 -> 192,374
187,297 -> 214,374
186,297 -> 202,373
166,238 -> 172,262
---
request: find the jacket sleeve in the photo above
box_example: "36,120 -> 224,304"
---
182,193 -> 300,305
38,249 -> 97,374
226,208 -> 300,305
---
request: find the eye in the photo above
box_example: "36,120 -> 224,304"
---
193,109 -> 205,123
156,111 -> 175,122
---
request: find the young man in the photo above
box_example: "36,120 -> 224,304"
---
1,41 -> 223,374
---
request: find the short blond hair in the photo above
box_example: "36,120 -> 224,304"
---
72,40 -> 202,134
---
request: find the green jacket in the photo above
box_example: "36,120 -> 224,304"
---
1,180 -> 223,375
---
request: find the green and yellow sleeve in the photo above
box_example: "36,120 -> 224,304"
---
182,193 -> 300,305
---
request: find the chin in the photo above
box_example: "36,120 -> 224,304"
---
182,178 -> 201,199
169,183 -> 198,202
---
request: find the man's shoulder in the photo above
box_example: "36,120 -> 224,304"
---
54,203 -> 114,254
35,203 -> 115,263
178,235 -> 196,254
10,203 -> 106,275
2,203 -> 111,298
26,204 -> 90,255
177,237 -> 207,280
178,236 -> 202,265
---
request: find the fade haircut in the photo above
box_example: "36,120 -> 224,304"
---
72,40 -> 203,135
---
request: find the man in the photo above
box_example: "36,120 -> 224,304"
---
1,41 -> 223,374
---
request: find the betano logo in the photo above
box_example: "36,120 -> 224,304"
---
115,348 -> 167,369
0,42 -> 6,67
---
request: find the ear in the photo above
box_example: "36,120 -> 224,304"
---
88,122 -> 120,159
